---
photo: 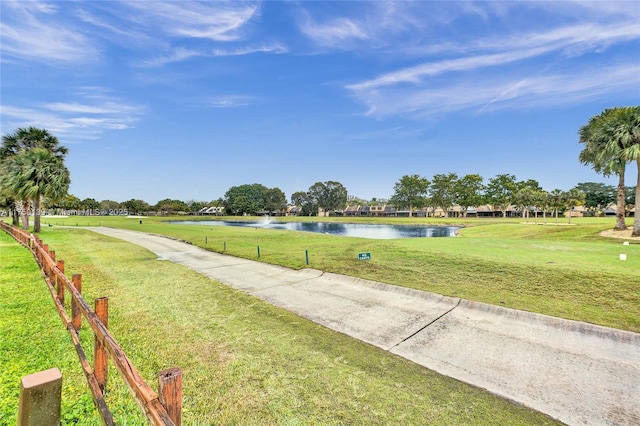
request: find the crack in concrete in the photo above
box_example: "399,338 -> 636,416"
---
388,299 -> 461,351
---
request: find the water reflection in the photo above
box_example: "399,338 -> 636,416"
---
173,220 -> 460,239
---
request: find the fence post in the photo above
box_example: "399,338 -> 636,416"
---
56,260 -> 65,304
17,368 -> 62,426
72,274 -> 82,330
94,297 -> 109,392
48,251 -> 56,284
159,367 -> 183,426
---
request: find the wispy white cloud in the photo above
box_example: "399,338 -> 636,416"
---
123,1 -> 260,42
1,90 -> 144,141
344,3 -> 640,120
139,41 -> 288,67
139,47 -> 207,67
349,19 -> 640,92
74,7 -> 148,44
206,95 -> 258,108
347,47 -> 553,92
212,43 -> 288,57
298,13 -> 369,48
0,1 -> 99,64
295,2 -> 427,50
44,102 -> 130,115
350,63 -> 639,119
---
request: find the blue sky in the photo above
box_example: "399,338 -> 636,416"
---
1,1 -> 639,204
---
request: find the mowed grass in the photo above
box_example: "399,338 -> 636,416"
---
0,232 -> 101,425
0,228 -> 560,425
41,215 -> 640,332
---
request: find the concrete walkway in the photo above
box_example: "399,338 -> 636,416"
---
88,227 -> 640,426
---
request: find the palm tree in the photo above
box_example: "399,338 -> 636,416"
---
513,187 -> 537,223
1,148 -> 70,232
1,127 -> 68,159
610,107 -> 640,236
564,188 -> 586,225
548,189 -> 565,224
1,127 -> 69,230
579,108 -> 635,231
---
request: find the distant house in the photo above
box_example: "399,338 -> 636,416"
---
342,205 -> 387,217
384,206 -> 397,216
344,205 -> 359,216
368,205 -> 386,217
475,205 -> 495,217
602,204 -> 618,217
198,206 -> 225,216
286,206 -> 302,216
565,205 -> 588,218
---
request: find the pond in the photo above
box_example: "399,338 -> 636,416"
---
172,219 -> 460,240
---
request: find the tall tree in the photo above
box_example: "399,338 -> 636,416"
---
613,107 -> 640,236
485,174 -> 518,217
0,148 -> 70,232
224,184 -> 267,215
1,127 -> 69,230
306,181 -> 348,216
291,191 -> 316,216
455,174 -> 485,217
390,174 -> 430,217
430,173 -> 458,217
513,179 -> 543,221
579,107 -> 640,233
264,187 -> 287,214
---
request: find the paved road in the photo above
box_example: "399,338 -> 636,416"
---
88,227 -> 640,426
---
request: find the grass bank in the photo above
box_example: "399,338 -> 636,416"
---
0,228 -> 559,425
39,215 -> 640,332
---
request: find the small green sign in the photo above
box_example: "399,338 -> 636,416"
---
358,252 -> 371,261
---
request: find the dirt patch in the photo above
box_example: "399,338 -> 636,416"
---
598,228 -> 640,241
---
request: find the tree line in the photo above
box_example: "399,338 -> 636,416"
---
387,173 -> 633,221
1,105 -> 638,234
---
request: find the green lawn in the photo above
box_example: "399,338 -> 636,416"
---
39,214 -> 640,332
0,227 -> 560,425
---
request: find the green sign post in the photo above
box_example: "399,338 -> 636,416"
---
358,252 -> 371,261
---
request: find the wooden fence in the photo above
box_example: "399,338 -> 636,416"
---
1,222 -> 182,426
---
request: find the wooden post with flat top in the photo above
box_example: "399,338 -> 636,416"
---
159,367 -> 183,426
56,260 -> 65,304
94,297 -> 109,392
72,274 -> 82,330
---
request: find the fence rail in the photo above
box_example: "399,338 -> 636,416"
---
1,222 -> 182,426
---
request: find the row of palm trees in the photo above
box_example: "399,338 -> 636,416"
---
579,106 -> 640,237
0,127 -> 71,232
